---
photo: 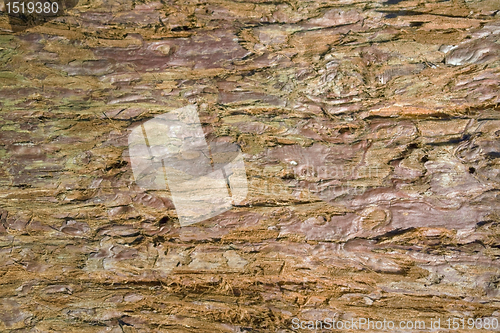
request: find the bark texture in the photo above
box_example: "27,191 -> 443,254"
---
1,0 -> 500,331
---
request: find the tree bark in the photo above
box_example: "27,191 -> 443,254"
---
1,0 -> 500,331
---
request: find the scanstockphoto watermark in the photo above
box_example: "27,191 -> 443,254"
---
262,163 -> 380,198
291,317 -> 500,331
128,105 -> 248,227
292,317 -> 428,331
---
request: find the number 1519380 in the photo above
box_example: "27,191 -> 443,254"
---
6,1 -> 59,14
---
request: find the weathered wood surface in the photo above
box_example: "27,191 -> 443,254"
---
0,0 -> 500,331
